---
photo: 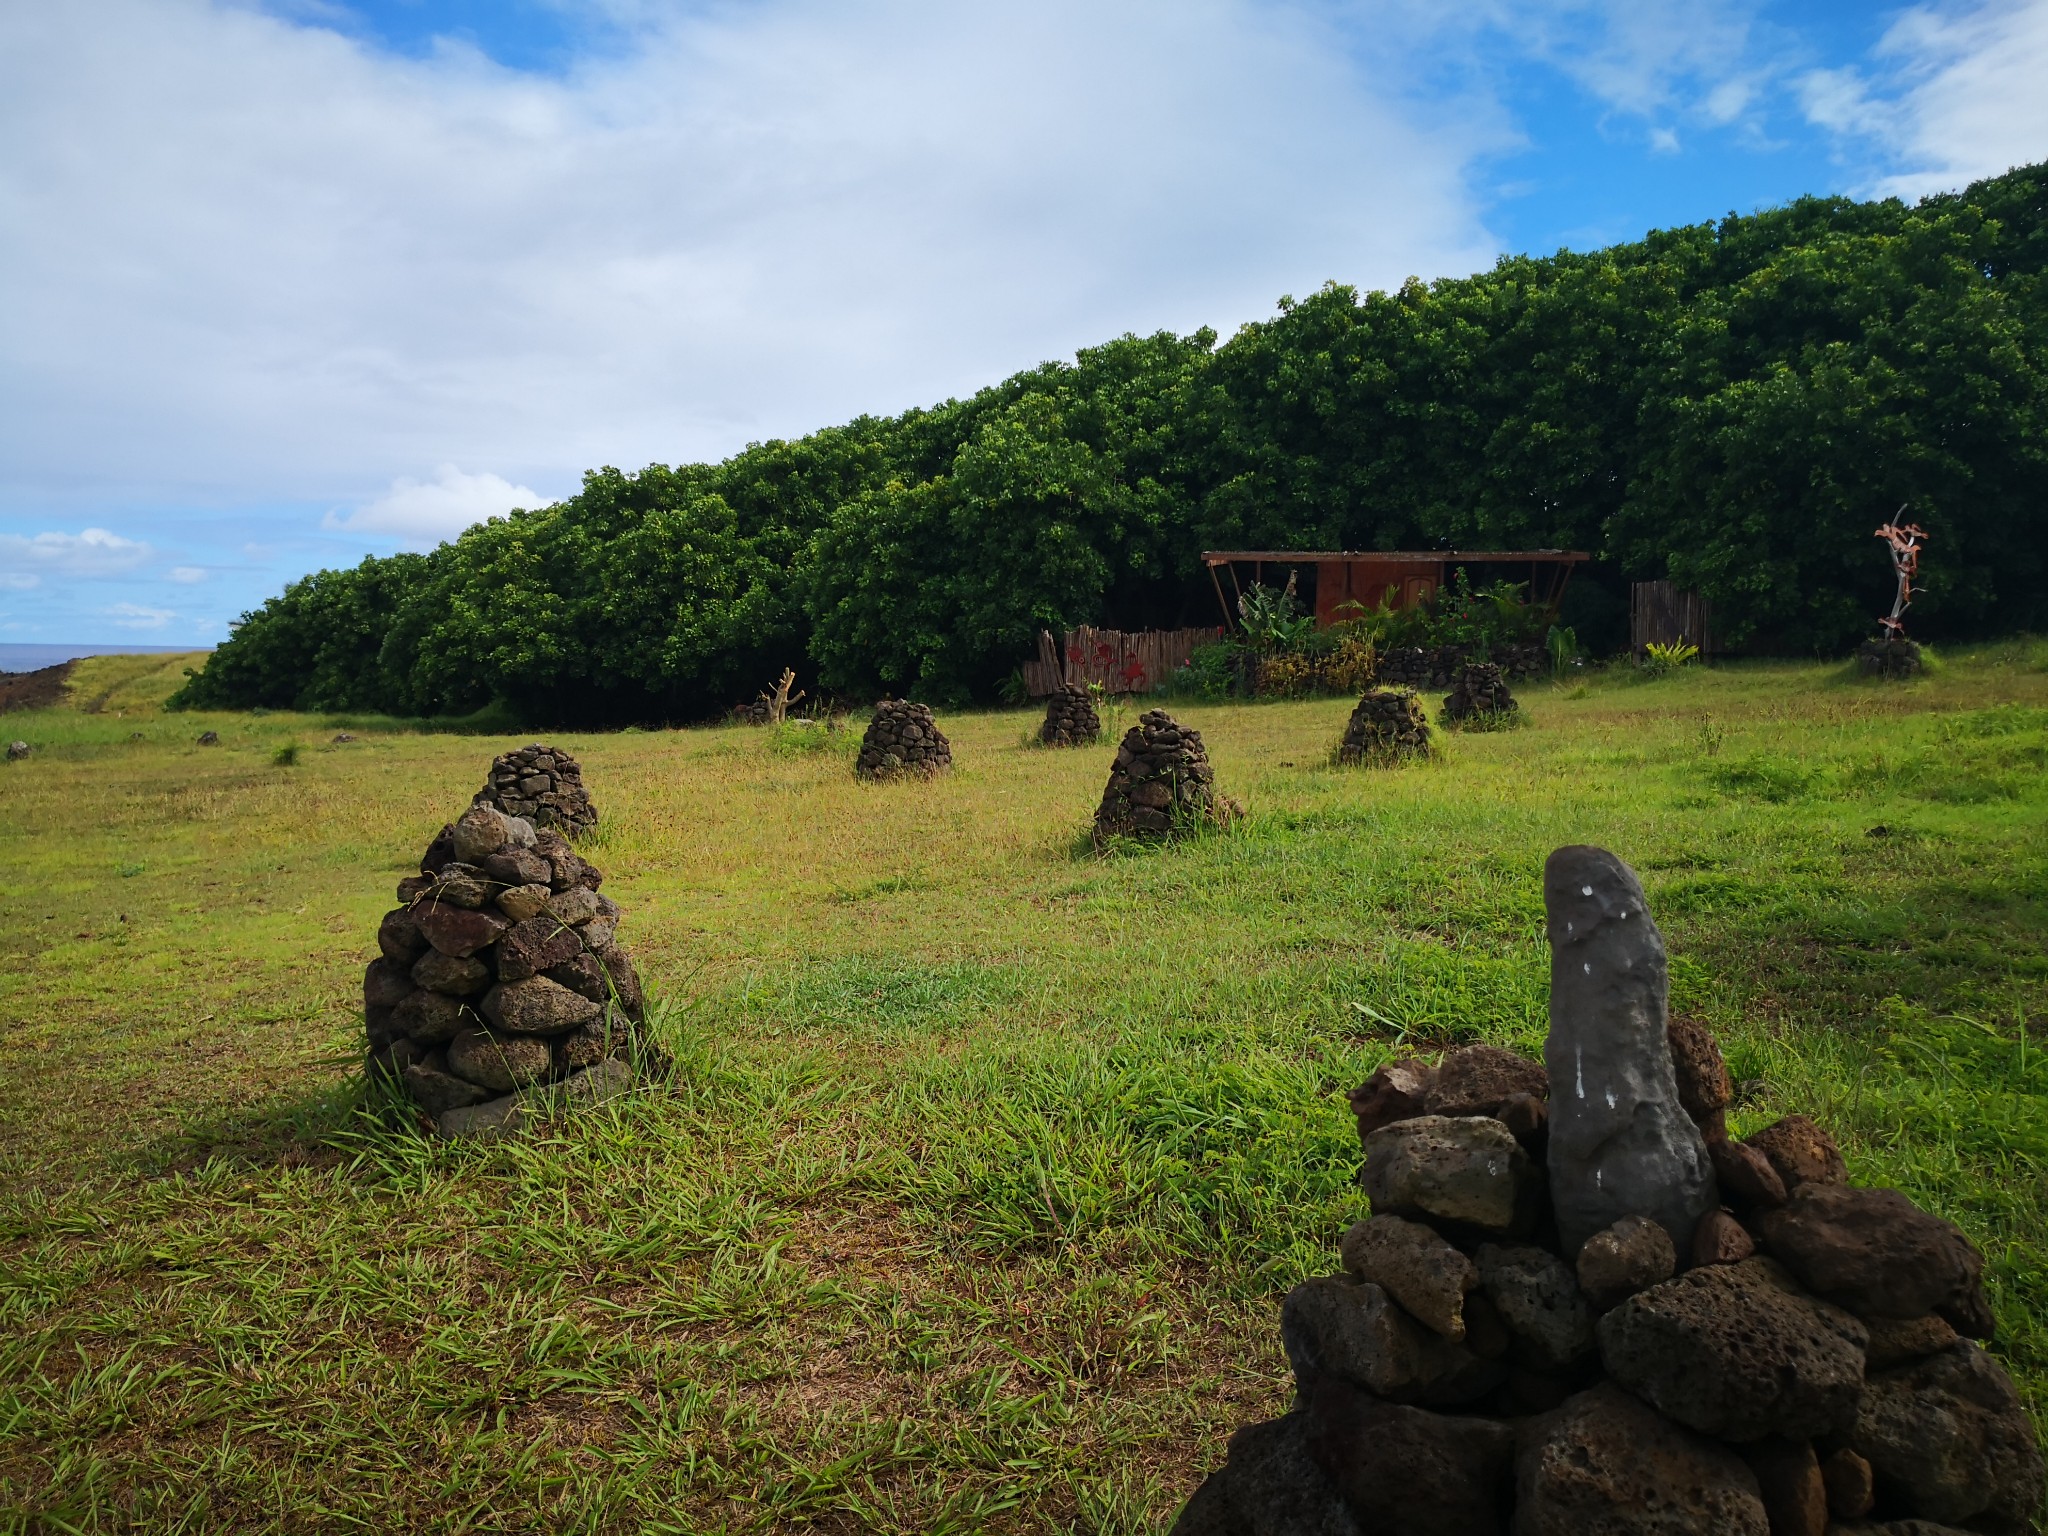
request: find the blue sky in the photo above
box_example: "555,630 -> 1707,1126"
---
3,0 -> 2046,645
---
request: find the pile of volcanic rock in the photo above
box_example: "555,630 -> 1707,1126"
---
1173,845 -> 2042,1536
1095,708 -> 1229,843
1040,683 -> 1102,747
473,742 -> 599,838
1379,643 -> 1545,690
855,699 -> 952,779
1336,689 -> 1431,765
364,803 -> 648,1140
1858,639 -> 1924,680
1441,660 -> 1519,725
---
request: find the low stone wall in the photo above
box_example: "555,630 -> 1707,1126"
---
1173,846 -> 2041,1536
365,804 -> 648,1140
1336,690 -> 1430,765
474,743 -> 598,838
1039,684 -> 1101,747
1378,641 -> 1544,690
856,700 -> 951,778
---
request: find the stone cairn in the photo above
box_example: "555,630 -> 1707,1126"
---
1039,683 -> 1102,747
1858,639 -> 1925,680
1440,660 -> 1519,725
1336,689 -> 1431,765
474,743 -> 599,838
364,803 -> 648,1140
5,740 -> 27,761
1094,708 -> 1230,843
855,699 -> 952,779
1173,845 -> 2043,1536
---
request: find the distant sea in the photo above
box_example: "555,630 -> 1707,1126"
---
0,643 -> 207,673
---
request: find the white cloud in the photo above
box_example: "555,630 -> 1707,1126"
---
0,0 -> 1507,516
107,602 -> 176,629
0,527 -> 152,575
168,565 -> 208,583
329,464 -> 546,547
1799,0 -> 2048,198
0,571 -> 39,590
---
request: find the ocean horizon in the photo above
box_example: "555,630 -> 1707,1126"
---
0,643 -> 209,673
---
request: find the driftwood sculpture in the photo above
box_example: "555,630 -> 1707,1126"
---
1874,511 -> 1927,639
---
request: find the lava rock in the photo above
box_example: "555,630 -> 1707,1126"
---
1745,1116 -> 1848,1192
401,1062 -> 489,1116
1441,662 -> 1518,725
446,1028 -> 553,1092
1340,1214 -> 1478,1341
391,988 -> 480,1044
1864,1315 -> 1960,1370
1758,1184 -> 1992,1337
411,949 -> 490,996
495,914 -> 589,981
363,958 -> 415,1010
1475,1242 -> 1596,1372
1425,1044 -> 1548,1119
1362,1114 -> 1537,1237
481,975 -> 603,1036
1576,1214 -> 1676,1311
376,907 -> 426,965
450,805 -> 517,864
1667,1016 -> 1734,1136
1170,1412 -> 1361,1536
1693,1208 -> 1758,1266
1849,1343 -> 2045,1535
1595,1258 -> 1869,1442
1711,1136 -> 1790,1210
1281,1275 -> 1505,1408
413,903 -> 510,959
1542,845 -> 1719,1259
1348,1058 -> 1436,1140
1822,1447 -> 1876,1520
1306,1376 -> 1515,1535
1743,1437 -> 1828,1536
1515,1382 -> 1768,1536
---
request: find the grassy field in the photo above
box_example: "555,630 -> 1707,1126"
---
2,644 -> 2046,1533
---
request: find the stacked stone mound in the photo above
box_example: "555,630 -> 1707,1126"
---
1859,639 -> 1924,679
474,743 -> 598,838
1039,683 -> 1102,747
1441,661 -> 1518,724
364,803 -> 649,1141
1379,642 -> 1545,690
732,700 -> 772,725
1095,708 -> 1225,842
856,699 -> 951,778
1336,689 -> 1430,765
1174,845 -> 2043,1536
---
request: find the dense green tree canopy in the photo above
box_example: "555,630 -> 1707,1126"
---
178,164 -> 2048,721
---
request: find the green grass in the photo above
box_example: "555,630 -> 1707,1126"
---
2,642 -> 2047,1531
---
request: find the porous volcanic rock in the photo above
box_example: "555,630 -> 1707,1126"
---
1758,1184 -> 1994,1336
1093,708 -> 1225,843
1850,1343 -> 2046,1535
1515,1383 -> 1769,1536
366,803 -> 648,1138
1038,682 -> 1100,747
1335,688 -> 1430,764
1168,846 -> 2041,1536
1440,661 -> 1518,724
473,742 -> 599,838
856,699 -> 951,779
1594,1258 -> 1869,1442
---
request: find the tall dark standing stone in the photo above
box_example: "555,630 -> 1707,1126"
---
1543,846 -> 1717,1260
